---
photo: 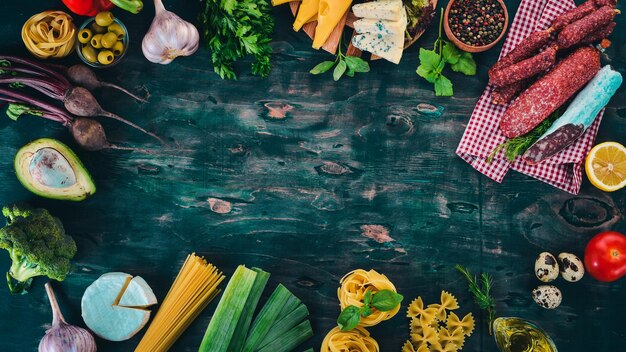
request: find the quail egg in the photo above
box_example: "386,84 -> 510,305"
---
532,285 -> 562,309
558,252 -> 585,282
534,252 -> 559,282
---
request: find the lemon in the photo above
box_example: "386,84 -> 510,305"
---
585,142 -> 626,192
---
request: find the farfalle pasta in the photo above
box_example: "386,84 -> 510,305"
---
338,269 -> 401,327
321,326 -> 379,352
403,291 -> 475,352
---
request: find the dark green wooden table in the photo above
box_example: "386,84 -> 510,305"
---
1,0 -> 625,351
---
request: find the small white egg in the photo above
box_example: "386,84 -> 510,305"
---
532,285 -> 562,309
534,252 -> 559,282
558,252 -> 585,282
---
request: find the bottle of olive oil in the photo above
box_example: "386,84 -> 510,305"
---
493,317 -> 558,352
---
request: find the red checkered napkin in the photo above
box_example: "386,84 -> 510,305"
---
456,0 -> 603,194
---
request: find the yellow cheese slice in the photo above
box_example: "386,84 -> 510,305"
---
312,0 -> 352,49
81,272 -> 157,342
272,0 -> 300,6
294,0 -> 320,32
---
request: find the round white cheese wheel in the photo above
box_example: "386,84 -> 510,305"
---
81,272 -> 157,341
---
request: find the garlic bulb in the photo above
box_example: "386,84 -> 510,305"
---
39,283 -> 97,352
142,0 -> 199,64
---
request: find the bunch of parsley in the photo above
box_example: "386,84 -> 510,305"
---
199,0 -> 274,80
416,9 -> 476,96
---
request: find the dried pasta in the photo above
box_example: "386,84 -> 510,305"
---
404,291 -> 475,352
338,269 -> 401,327
321,326 -> 379,352
134,254 -> 224,352
22,11 -> 76,59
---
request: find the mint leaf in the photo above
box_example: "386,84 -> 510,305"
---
417,65 -> 439,83
434,75 -> 454,96
310,61 -> 335,75
345,56 -> 370,73
333,60 -> 347,81
418,48 -> 441,72
370,290 -> 404,311
451,52 -> 477,76
337,305 -> 361,331
442,41 -> 462,65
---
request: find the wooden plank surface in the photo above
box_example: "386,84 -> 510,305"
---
0,0 -> 625,351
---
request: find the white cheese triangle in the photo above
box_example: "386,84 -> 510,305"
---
352,0 -> 404,21
352,32 -> 404,64
118,276 -> 158,308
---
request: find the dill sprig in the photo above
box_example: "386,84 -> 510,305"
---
455,265 -> 497,335
487,108 -> 563,163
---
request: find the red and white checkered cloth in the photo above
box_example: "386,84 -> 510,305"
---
456,0 -> 603,194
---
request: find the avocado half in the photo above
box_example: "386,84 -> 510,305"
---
14,138 -> 96,201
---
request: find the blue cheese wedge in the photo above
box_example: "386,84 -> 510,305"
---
354,7 -> 407,36
352,0 -> 404,21
352,31 -> 404,64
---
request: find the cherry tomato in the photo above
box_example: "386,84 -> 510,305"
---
584,231 -> 626,282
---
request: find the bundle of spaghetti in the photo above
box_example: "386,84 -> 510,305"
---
320,326 -> 379,352
338,269 -> 401,327
134,253 -> 225,352
22,11 -> 76,59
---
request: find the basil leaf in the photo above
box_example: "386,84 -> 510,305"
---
345,56 -> 370,73
364,290 -> 372,306
337,305 -> 361,331
434,75 -> 454,97
333,60 -> 347,81
370,290 -> 404,311
418,48 -> 441,72
442,41 -> 461,65
451,52 -> 477,76
310,61 -> 336,75
361,305 -> 373,317
417,65 -> 439,83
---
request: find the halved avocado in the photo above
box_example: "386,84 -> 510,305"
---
14,138 -> 96,201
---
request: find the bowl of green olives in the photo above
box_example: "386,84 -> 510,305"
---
76,11 -> 129,68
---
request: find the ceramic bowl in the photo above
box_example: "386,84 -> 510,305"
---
76,17 -> 129,68
443,0 -> 509,53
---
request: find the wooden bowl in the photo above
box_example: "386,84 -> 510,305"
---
443,0 -> 508,53
290,0 -> 438,60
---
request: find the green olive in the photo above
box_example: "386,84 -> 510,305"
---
101,32 -> 118,49
95,11 -> 115,27
90,34 -> 103,49
112,41 -> 125,56
91,23 -> 107,34
97,50 -> 115,65
81,45 -> 98,63
77,29 -> 93,44
108,23 -> 125,40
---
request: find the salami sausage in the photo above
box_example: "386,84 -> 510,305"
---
582,21 -> 616,43
594,0 -> 617,7
492,80 -> 529,105
489,46 -> 557,87
552,0 -> 597,31
557,6 -> 616,48
499,47 -> 601,138
489,30 -> 553,73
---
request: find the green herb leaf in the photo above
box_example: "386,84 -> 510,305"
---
333,60 -> 347,81
418,48 -> 441,72
434,75 -> 453,96
363,290 -> 372,306
345,56 -> 370,73
455,265 -> 497,335
310,61 -> 336,75
370,290 -> 403,311
451,52 -> 477,76
442,41 -> 461,65
6,103 -> 42,121
337,305 -> 361,331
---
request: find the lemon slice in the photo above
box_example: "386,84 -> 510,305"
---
585,142 -> 626,192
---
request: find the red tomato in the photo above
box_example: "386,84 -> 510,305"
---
584,231 -> 626,282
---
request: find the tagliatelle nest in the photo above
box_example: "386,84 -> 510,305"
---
321,326 -> 379,352
338,269 -> 401,327
404,291 -> 475,352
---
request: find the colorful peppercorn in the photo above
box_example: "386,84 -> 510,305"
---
449,0 -> 505,46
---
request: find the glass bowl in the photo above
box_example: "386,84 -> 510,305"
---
76,17 -> 129,68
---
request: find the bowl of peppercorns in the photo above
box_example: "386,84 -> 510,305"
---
444,0 -> 509,53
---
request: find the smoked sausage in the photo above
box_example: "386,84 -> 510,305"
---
489,46 -> 557,87
492,80 -> 529,105
582,21 -> 616,43
557,6 -> 616,48
552,0 -> 597,30
499,47 -> 600,138
489,30 -> 553,73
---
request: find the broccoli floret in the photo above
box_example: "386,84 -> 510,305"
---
0,204 -> 76,295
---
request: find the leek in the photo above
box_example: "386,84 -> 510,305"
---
228,268 -> 270,352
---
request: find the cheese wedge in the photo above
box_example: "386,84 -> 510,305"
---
81,272 -> 157,342
352,32 -> 404,64
313,0 -> 352,49
352,0 -> 404,21
294,0 -> 320,31
354,7 -> 407,35
272,0 -> 299,6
